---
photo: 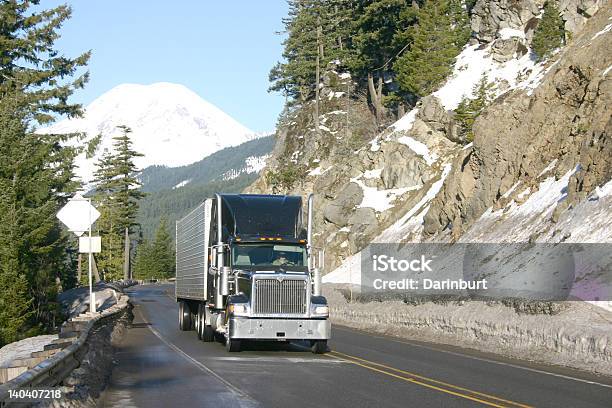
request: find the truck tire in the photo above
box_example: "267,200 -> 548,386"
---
178,301 -> 192,331
198,304 -> 215,342
195,305 -> 201,337
311,340 -> 327,354
226,337 -> 241,352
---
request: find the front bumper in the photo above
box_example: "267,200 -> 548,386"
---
229,317 -> 331,340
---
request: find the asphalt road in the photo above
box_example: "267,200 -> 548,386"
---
98,284 -> 612,408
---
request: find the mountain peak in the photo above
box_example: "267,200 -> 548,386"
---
41,82 -> 257,184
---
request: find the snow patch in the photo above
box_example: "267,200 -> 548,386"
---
325,164 -> 453,284
222,154 -> 269,180
433,44 -> 541,110
173,179 -> 191,189
392,108 -> 418,132
498,28 -> 526,40
351,177 -> 419,213
538,159 -> 558,177
591,23 -> 612,40
363,168 -> 383,179
397,135 -> 438,165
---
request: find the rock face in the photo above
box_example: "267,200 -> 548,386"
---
471,0 -> 543,43
249,1 -> 611,273
471,0 -> 604,62
424,4 -> 612,238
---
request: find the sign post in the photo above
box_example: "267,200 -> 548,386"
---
57,195 -> 101,314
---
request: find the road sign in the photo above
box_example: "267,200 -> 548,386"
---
79,236 -> 101,253
57,195 -> 101,235
57,194 -> 100,314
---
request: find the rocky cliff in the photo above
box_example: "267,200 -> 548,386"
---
249,0 -> 611,276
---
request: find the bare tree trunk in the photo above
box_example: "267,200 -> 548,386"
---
368,73 -> 384,125
398,103 -> 406,118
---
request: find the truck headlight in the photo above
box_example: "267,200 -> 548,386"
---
229,304 -> 249,316
313,305 -> 329,316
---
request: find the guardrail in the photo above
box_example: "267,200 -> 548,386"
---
0,294 -> 131,407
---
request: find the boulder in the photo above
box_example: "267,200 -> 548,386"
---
380,143 -> 429,189
322,182 -> 363,227
491,37 -> 529,62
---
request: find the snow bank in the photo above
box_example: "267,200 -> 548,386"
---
325,285 -> 612,376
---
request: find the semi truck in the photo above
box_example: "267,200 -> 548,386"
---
175,193 -> 331,353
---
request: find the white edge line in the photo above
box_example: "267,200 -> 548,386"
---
335,327 -> 612,389
135,307 -> 258,404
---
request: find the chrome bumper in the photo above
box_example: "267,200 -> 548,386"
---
229,317 -> 331,340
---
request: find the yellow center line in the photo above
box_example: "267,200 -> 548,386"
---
329,351 -> 534,408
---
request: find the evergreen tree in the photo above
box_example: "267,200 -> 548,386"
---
93,126 -> 145,281
454,74 -> 494,142
350,0 -> 408,122
269,0 -> 359,106
0,1 -> 90,123
532,1 -> 565,61
269,0 -> 320,103
150,218 -> 175,279
133,239 -> 153,280
394,0 -> 470,97
0,1 -> 88,345
133,219 -> 174,280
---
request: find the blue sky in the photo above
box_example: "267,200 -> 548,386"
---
49,1 -> 288,132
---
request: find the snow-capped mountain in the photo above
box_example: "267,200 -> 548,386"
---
40,82 -> 260,183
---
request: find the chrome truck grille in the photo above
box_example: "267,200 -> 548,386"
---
253,277 -> 308,316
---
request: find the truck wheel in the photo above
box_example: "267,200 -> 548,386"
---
196,304 -> 202,339
178,301 -> 192,331
311,340 -> 327,354
198,304 -> 215,342
226,337 -> 241,352
195,306 -> 201,337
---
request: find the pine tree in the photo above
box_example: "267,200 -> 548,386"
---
532,1 -> 565,61
92,126 -> 145,281
0,1 -> 90,123
269,0 -> 320,103
133,239 -> 153,280
394,0 -> 470,97
150,218 -> 175,279
0,1 -> 88,345
351,0 -> 408,123
269,0 -> 360,106
454,74 -> 494,142
133,219 -> 174,280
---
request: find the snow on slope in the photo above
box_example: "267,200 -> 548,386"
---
222,154 -> 271,181
323,39 -> 607,287
39,82 -> 259,184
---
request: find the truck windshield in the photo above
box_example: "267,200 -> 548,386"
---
232,243 -> 307,270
